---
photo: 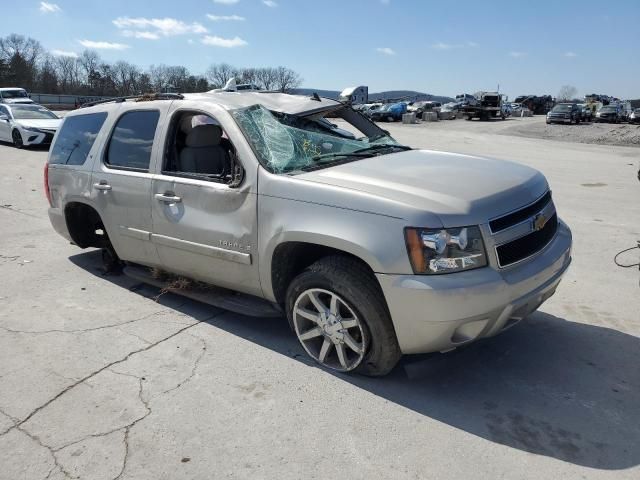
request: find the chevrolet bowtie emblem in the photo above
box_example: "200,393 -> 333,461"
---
533,213 -> 548,231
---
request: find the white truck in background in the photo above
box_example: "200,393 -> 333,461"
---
339,86 -> 368,105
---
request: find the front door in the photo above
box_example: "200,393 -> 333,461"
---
0,106 -> 11,141
150,107 -> 261,297
91,105 -> 166,267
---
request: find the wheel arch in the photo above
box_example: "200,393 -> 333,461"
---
63,201 -> 111,249
265,234 -> 383,307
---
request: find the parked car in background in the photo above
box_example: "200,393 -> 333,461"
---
501,102 -> 513,118
619,101 -> 633,121
407,101 -> 441,117
577,104 -> 593,122
370,102 -> 407,122
546,103 -> 582,124
45,91 -> 572,375
0,103 -> 61,148
629,108 -> 640,124
354,103 -> 382,118
455,93 -> 477,107
0,87 -> 34,104
595,105 -> 623,123
510,103 -> 533,117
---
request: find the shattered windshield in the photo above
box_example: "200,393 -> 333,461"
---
232,105 -> 403,174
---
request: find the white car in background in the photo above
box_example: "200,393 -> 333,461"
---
0,87 -> 34,104
0,104 -> 61,148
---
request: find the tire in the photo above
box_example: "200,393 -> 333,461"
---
286,255 -> 401,376
12,129 -> 23,149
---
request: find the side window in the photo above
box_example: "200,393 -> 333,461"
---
49,112 -> 108,165
105,110 -> 159,171
163,111 -> 236,183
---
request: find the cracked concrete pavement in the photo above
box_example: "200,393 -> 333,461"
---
0,119 -> 639,480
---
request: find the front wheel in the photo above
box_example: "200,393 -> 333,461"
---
12,130 -> 24,149
286,256 -> 401,376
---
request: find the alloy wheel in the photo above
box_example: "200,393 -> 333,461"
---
293,288 -> 367,372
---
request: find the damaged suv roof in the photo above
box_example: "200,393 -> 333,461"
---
182,91 -> 341,115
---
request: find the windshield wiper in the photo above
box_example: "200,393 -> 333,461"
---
310,144 -> 411,163
301,144 -> 412,172
352,144 -> 412,154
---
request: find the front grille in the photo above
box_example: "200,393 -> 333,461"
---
490,191 -> 552,233
42,132 -> 54,144
496,213 -> 558,267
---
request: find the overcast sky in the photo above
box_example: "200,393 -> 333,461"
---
5,0 -> 640,99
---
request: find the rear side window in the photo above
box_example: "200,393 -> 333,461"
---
49,112 -> 107,165
105,110 -> 159,171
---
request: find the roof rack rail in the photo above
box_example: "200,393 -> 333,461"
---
80,93 -> 184,108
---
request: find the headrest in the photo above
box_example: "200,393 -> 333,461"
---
185,125 -> 222,148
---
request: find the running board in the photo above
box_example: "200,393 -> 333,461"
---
123,265 -> 282,318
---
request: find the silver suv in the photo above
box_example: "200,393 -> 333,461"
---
46,92 -> 572,376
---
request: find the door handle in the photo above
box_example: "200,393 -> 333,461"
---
155,193 -> 182,203
93,182 -> 112,191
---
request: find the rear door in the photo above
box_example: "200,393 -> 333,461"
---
149,103 -> 262,297
90,103 -> 169,267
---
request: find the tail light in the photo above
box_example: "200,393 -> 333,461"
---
44,163 -> 52,206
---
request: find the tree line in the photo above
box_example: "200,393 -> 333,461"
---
0,33 -> 303,97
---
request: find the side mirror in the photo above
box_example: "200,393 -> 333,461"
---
0,114 -> 9,121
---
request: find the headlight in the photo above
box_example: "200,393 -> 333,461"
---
21,126 -> 41,132
596,112 -> 601,117
404,226 -> 488,274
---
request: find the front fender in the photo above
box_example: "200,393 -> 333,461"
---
258,194 -> 412,302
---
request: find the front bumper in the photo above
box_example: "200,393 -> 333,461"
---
547,116 -> 572,123
376,220 -> 572,354
21,129 -> 56,146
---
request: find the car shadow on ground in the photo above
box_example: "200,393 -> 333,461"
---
70,250 -> 639,471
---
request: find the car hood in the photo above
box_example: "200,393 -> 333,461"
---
3,98 -> 34,104
16,118 -> 61,130
297,149 -> 548,227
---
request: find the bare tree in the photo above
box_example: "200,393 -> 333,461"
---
256,67 -> 277,90
55,55 -> 80,93
557,85 -> 578,102
113,60 -> 140,95
0,34 -> 43,89
149,64 -> 169,92
78,50 -> 100,91
37,54 -> 59,93
206,63 -> 236,88
0,34 -> 42,65
1,32 -> 303,98
274,66 -> 302,93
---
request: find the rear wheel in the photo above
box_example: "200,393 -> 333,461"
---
12,130 -> 23,149
286,256 -> 401,376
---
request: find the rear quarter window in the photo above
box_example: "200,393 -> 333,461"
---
49,112 -> 108,165
105,110 -> 160,171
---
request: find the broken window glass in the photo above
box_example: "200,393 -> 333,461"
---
232,105 -> 399,174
